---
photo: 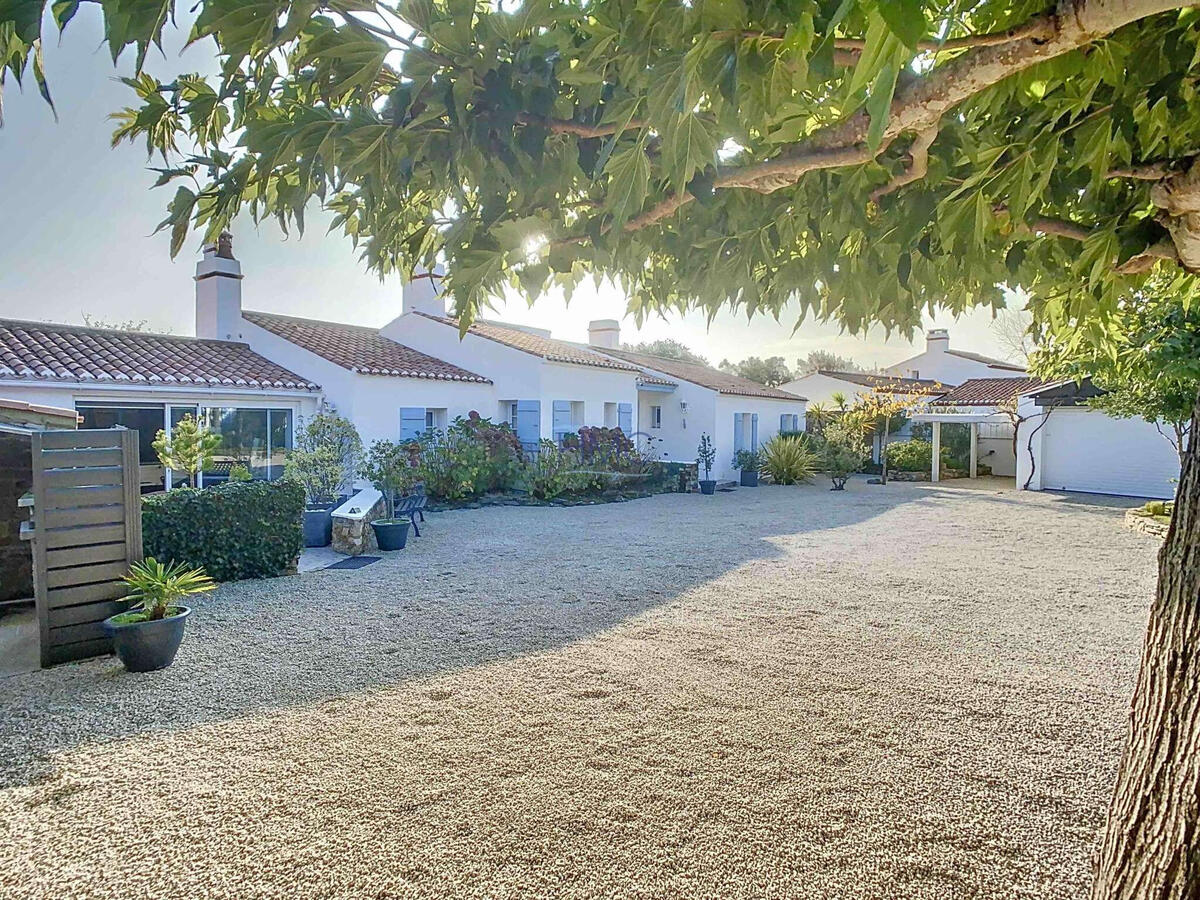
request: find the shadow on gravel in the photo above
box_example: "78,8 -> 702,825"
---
0,479 -> 1127,786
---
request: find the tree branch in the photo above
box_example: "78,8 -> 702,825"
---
870,124 -> 940,202
514,112 -> 648,138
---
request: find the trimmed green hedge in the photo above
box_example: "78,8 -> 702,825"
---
142,480 -> 305,582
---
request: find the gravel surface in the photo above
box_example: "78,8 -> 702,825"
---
0,479 -> 1157,900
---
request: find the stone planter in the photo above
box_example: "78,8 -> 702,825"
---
332,490 -> 386,556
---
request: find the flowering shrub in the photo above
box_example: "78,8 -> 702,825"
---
453,412 -> 523,492
525,441 -> 587,500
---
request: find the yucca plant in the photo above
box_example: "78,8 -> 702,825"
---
759,435 -> 817,485
115,557 -> 216,623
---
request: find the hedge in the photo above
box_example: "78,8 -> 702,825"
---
142,480 -> 305,582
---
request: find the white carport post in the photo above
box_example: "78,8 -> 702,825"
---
931,421 -> 941,482
969,422 -> 978,478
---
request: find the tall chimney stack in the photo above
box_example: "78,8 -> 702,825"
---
402,266 -> 448,317
588,319 -> 620,349
926,328 -> 949,353
195,230 -> 244,341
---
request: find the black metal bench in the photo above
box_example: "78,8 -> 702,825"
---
394,491 -> 427,536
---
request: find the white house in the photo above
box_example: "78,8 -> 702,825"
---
781,369 -> 946,409
1016,380 -> 1181,499
591,344 -> 807,482
0,243 -> 322,492
881,328 -> 1026,383
0,234 -> 803,485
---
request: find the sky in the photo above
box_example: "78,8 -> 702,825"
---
0,7 -> 1023,372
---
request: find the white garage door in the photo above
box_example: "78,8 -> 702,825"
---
1041,408 -> 1180,499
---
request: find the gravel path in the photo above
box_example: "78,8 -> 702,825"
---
0,479 -> 1157,900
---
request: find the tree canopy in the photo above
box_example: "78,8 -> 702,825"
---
718,354 -> 794,385
5,0 -> 1200,340
621,337 -> 710,364
796,349 -> 866,374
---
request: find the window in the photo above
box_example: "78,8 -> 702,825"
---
425,408 -> 447,430
909,369 -> 920,378
650,405 -> 662,429
77,403 -> 164,466
202,408 -> 294,482
604,402 -> 618,428
501,401 -> 519,430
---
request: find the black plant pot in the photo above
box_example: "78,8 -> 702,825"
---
104,607 -> 191,673
699,480 -> 717,495
303,503 -> 336,547
740,470 -> 759,487
372,518 -> 410,551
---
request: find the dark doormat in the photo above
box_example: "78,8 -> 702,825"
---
717,487 -> 737,492
325,556 -> 382,570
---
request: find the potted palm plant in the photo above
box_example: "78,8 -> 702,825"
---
697,433 -> 717,494
361,439 -> 418,551
103,557 -> 216,672
285,409 -> 362,547
733,448 -> 761,487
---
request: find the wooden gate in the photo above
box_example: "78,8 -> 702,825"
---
29,429 -> 143,667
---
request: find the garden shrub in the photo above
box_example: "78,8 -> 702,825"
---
759,434 -> 817,484
885,440 -> 933,472
452,412 -> 524,492
885,439 -> 958,471
142,480 -> 304,581
525,441 -> 585,499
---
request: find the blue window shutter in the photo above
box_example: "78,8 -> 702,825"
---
751,413 -> 759,450
793,414 -> 801,431
515,400 -> 540,447
400,407 -> 426,440
552,400 -> 572,437
780,413 -> 788,433
617,402 -> 633,433
733,414 -> 744,453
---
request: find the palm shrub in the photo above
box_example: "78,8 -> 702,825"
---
759,435 -> 817,484
110,557 -> 216,623
285,409 -> 362,505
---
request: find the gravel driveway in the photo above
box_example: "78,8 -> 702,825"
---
0,479 -> 1157,900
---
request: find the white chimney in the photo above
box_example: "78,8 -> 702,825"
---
402,266 -> 447,316
588,319 -> 620,349
926,328 -> 950,354
194,231 -> 244,342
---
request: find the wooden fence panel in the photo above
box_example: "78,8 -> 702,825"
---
31,428 -> 143,667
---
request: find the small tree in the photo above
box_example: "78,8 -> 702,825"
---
360,440 -> 418,521
840,390 -> 918,485
285,408 -> 362,506
152,414 -> 219,487
696,434 -> 716,482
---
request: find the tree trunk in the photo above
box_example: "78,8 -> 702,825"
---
881,418 -> 890,485
1091,392 -> 1200,899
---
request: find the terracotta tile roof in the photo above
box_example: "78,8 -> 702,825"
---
245,311 -> 490,382
598,348 -> 806,401
935,376 -> 1053,406
636,372 -> 677,387
817,370 -> 947,394
414,312 -> 639,372
946,349 -> 1026,372
0,318 -> 320,391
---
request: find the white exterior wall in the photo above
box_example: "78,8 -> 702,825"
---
713,394 -> 808,482
0,379 -> 318,420
637,377 -> 716,465
241,315 -> 495,445
382,313 -> 638,441
1016,400 -> 1181,498
780,372 -> 876,408
882,342 -> 1020,385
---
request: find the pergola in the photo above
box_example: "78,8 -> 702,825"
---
905,377 -> 1051,482
907,408 -> 1010,481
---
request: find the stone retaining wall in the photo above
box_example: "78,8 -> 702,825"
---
1125,509 -> 1170,539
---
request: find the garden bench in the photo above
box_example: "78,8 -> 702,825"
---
394,492 -> 427,536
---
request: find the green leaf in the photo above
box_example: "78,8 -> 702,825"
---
865,61 -> 899,152
663,112 -> 716,195
604,138 -> 651,228
877,0 -> 926,49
